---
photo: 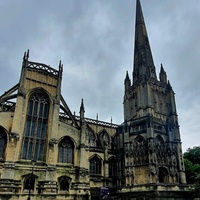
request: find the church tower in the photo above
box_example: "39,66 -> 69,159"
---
117,0 -> 190,199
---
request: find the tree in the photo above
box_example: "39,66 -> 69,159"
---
184,146 -> 200,165
184,146 -> 200,195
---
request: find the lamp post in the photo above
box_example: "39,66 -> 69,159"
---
27,160 -> 36,200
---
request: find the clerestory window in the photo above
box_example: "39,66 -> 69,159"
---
22,92 -> 49,161
88,129 -> 96,147
99,130 -> 110,148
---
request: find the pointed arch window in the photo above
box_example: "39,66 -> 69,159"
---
24,174 -> 35,192
58,176 -> 71,191
58,137 -> 74,164
134,135 -> 145,145
22,92 -> 49,161
90,156 -> 101,175
158,167 -> 168,183
109,157 -> 117,177
0,127 -> 7,159
155,135 -> 164,145
133,135 -> 146,164
88,129 -> 96,147
99,130 -> 110,148
111,135 -> 117,150
155,135 -> 166,164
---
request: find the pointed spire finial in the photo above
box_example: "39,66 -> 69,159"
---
59,60 -> 62,69
133,0 -> 157,83
23,49 -> 29,61
160,63 -> 164,72
59,60 -> 63,72
125,70 -> 131,90
27,49 -> 29,59
125,71 -> 129,79
23,51 -> 26,60
80,98 -> 85,112
136,0 -> 144,26
80,98 -> 85,119
125,71 -> 130,82
159,63 -> 167,83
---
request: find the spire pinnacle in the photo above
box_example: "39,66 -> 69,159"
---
23,49 -> 29,61
124,71 -> 131,91
23,51 -> 26,60
159,63 -> 167,83
133,0 -> 157,84
125,71 -> 130,80
80,98 -> 85,112
27,49 -> 29,59
160,63 -> 164,73
80,98 -> 85,119
58,60 -> 63,72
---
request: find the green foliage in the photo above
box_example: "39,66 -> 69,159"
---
184,146 -> 200,196
184,158 -> 200,184
184,146 -> 200,165
184,158 -> 194,184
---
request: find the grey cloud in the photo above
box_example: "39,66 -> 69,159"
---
0,0 -> 199,151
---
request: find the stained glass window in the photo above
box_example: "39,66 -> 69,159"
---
22,92 -> 49,161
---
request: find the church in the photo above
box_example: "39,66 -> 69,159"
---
0,0 -> 192,199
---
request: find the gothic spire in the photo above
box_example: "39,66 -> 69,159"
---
159,64 -> 167,83
133,0 -> 157,84
80,98 -> 85,120
124,71 -> 131,91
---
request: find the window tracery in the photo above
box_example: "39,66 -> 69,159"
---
58,137 -> 74,164
90,156 -> 101,175
22,92 -> 49,161
88,129 -> 96,147
111,135 -> 117,150
155,135 -> 166,164
132,135 -> 147,164
99,130 -> 110,148
109,157 -> 117,177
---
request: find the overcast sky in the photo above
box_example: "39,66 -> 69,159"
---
0,0 -> 199,152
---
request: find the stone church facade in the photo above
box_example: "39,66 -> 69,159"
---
0,0 -> 192,200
